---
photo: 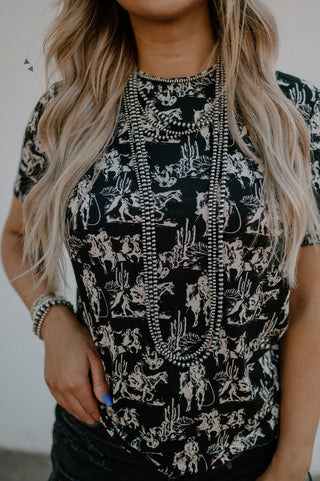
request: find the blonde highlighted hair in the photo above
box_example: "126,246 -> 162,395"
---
13,0 -> 320,297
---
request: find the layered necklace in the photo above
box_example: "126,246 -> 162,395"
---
123,53 -> 229,367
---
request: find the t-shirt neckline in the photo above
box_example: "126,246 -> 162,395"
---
137,63 -> 217,83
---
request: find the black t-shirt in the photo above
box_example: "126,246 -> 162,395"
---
13,66 -> 320,479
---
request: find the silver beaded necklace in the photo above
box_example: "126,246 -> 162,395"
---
123,53 -> 229,367
137,66 -> 219,140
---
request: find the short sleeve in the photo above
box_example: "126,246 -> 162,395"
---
299,81 -> 320,246
276,72 -> 320,247
13,82 -> 60,203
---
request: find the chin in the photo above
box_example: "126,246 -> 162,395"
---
115,0 -> 207,22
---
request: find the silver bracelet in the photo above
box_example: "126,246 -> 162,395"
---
30,292 -> 56,319
30,292 -> 74,339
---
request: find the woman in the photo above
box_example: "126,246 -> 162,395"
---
1,0 -> 319,480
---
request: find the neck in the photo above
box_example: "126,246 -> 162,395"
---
128,3 -> 218,78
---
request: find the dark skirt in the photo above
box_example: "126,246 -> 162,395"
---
48,403 -> 313,481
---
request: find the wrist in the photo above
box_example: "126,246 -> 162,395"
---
30,292 -> 75,340
270,446 -> 312,477
40,304 -> 76,341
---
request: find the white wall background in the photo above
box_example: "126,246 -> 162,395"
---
0,0 -> 319,475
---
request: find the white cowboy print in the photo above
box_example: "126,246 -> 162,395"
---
13,68 -> 320,479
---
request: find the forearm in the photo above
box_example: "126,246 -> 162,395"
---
1,229 -> 50,310
1,229 -> 76,339
273,303 -> 320,472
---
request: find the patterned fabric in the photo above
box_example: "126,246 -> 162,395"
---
13,68 -> 320,479
49,403 -> 280,481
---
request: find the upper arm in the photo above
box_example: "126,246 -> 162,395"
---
12,81 -> 60,204
297,79 -> 320,247
289,244 -> 320,314
2,195 -> 24,236
285,76 -> 320,313
3,83 -> 60,237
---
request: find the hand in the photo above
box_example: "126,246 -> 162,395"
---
256,468 -> 309,481
41,304 -> 110,425
255,454 -> 310,481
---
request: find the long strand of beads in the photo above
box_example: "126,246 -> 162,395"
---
152,56 -> 222,362
144,63 -> 219,362
123,54 -> 229,367
124,57 -> 225,366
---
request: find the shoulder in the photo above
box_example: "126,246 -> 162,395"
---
22,81 -> 62,162
24,81 -> 62,139
31,81 -> 62,117
275,69 -> 320,125
43,80 -> 62,103
13,81 -> 63,202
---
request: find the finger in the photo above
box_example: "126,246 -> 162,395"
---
71,376 -> 101,421
49,384 -> 98,424
89,353 -> 111,405
67,392 -> 99,424
49,391 -> 74,416
48,390 -> 96,425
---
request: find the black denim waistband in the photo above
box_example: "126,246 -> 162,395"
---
54,402 -> 283,480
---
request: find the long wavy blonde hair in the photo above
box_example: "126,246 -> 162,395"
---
14,0 -> 320,297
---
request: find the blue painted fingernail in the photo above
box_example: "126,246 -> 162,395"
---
103,392 -> 113,406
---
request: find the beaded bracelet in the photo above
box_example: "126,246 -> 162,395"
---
30,292 -> 74,340
30,292 -> 56,320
